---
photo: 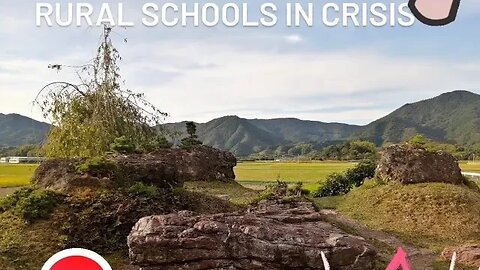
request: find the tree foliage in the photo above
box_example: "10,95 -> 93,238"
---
36,26 -> 168,158
314,159 -> 377,197
180,121 -> 202,149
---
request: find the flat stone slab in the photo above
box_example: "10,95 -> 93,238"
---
128,202 -> 377,270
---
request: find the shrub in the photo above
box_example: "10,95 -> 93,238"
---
15,190 -> 60,223
76,156 -> 116,177
252,180 -> 289,203
252,190 -> 277,203
128,182 -> 159,197
110,136 -> 136,154
266,179 -> 288,196
288,182 -> 310,196
0,187 -> 60,223
180,122 -> 202,149
0,187 -> 36,211
314,159 -> 377,197
142,136 -> 172,152
344,159 -> 377,187
314,173 -> 352,197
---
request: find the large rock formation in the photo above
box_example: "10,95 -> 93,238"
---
128,202 -> 377,270
442,244 -> 480,267
376,144 -> 464,185
33,146 -> 236,191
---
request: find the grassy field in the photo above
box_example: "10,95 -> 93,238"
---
459,161 -> 480,173
234,161 -> 355,190
0,164 -> 38,187
0,161 -> 478,191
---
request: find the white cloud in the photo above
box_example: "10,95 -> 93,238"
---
3,36 -> 480,125
284,34 -> 304,44
109,39 -> 480,124
0,0 -> 479,126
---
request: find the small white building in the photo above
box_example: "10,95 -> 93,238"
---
0,157 -> 9,163
8,157 -> 45,164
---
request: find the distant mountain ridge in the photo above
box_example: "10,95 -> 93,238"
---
0,113 -> 50,147
3,90 -> 480,156
164,116 -> 360,156
353,91 -> 480,146
166,91 -> 480,156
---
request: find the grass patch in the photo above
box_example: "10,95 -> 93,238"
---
337,182 -> 480,252
184,181 -> 259,205
432,260 -> 478,270
0,211 -> 64,269
0,164 -> 38,188
313,195 -> 345,210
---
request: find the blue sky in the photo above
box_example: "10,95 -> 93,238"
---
0,0 -> 479,125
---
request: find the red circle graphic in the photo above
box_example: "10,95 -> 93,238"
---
50,255 -> 103,270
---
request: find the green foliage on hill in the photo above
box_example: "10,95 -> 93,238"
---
354,90 -> 480,147
165,91 -> 480,157
314,159 -> 376,197
0,114 -> 49,147
165,116 -> 360,157
314,140 -> 377,161
0,187 -> 61,223
0,144 -> 43,157
4,91 -> 480,158
0,183 -> 243,269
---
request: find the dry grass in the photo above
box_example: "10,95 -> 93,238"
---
337,182 -> 480,252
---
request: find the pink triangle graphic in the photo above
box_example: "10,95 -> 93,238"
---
386,247 -> 412,270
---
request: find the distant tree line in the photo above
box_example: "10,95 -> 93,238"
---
246,140 -> 377,161
0,144 -> 43,157
245,135 -> 480,161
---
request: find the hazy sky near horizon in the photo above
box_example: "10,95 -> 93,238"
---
0,0 -> 479,125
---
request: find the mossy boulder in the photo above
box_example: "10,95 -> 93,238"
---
32,146 -> 237,191
376,144 -> 464,185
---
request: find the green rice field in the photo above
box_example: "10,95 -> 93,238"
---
234,161 -> 355,190
234,161 -> 480,190
458,161 -> 480,173
1,161 -> 479,191
0,164 -> 38,187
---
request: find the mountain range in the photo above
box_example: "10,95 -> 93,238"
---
0,113 -> 50,147
2,90 -> 480,156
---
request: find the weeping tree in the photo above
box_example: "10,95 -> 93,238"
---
36,26 -> 168,158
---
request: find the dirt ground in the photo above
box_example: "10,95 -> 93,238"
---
0,187 -> 20,197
